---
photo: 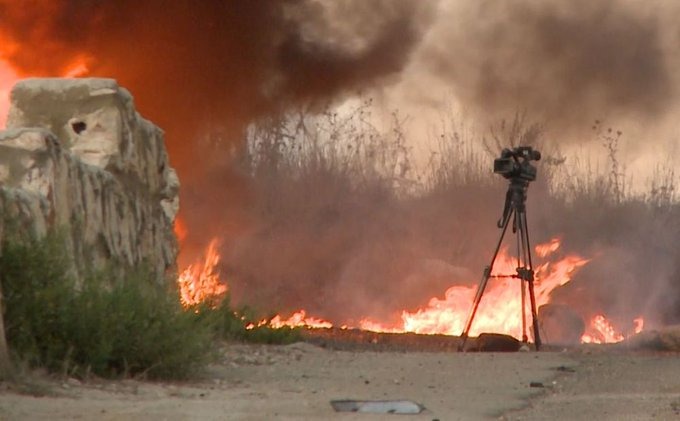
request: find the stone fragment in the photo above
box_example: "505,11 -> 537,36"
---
475,333 -> 521,352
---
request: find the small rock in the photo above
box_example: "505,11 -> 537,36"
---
476,333 -> 521,352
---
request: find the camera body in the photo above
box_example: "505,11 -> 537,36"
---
493,146 -> 541,181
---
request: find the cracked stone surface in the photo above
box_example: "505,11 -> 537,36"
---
0,78 -> 178,281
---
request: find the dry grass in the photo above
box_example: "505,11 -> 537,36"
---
217,105 -> 680,329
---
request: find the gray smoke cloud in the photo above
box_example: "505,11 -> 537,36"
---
405,0 -> 679,135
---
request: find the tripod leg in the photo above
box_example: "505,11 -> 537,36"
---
521,274 -> 528,343
527,275 -> 541,350
515,211 -> 528,343
519,209 -> 542,350
459,209 -> 514,351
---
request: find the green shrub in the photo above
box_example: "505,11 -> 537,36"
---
65,272 -> 215,379
0,231 -> 74,369
0,232 -> 214,379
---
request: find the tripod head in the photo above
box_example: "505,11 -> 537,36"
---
495,146 -> 541,228
493,146 -> 541,182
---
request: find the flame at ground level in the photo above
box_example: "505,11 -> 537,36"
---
177,238 -> 227,308
177,237 -> 644,344
245,310 -> 334,330
357,243 -> 589,339
581,314 -> 644,344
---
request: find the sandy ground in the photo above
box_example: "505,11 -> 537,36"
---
0,343 -> 678,420
506,351 -> 680,420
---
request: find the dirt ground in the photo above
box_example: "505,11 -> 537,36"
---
0,341 -> 678,420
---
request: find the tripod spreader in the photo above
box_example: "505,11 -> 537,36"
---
516,267 -> 534,282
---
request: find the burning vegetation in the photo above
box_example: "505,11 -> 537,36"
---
177,225 -> 643,344
177,238 -> 227,309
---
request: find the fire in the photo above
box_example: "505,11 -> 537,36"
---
245,310 -> 333,330
581,314 -> 645,344
177,238 -> 227,308
172,236 -> 353,331
358,319 -> 403,334
178,234 -> 642,345
174,217 -> 188,244
633,317 -> 644,333
360,239 -> 588,339
535,237 -> 561,258
269,310 -> 333,329
62,55 -> 92,78
0,59 -> 17,128
581,315 -> 624,343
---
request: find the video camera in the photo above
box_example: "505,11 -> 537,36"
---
493,146 -> 541,182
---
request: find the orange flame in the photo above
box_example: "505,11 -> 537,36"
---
633,317 -> 644,334
174,217 -> 188,245
269,310 -> 333,329
251,238 -> 601,342
359,239 -> 588,339
581,314 -> 623,343
581,314 -> 645,344
177,232 -> 639,345
535,237 -> 561,258
62,55 -> 92,78
177,238 -> 227,308
0,59 -> 17,128
245,310 -> 333,330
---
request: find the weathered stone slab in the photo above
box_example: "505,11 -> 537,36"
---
0,78 -> 179,282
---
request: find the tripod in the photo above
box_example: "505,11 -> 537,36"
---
458,176 -> 542,351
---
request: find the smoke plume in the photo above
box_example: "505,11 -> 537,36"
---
0,0 -> 432,171
406,0 -> 679,135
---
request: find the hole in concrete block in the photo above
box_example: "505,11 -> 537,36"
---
71,121 -> 87,134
